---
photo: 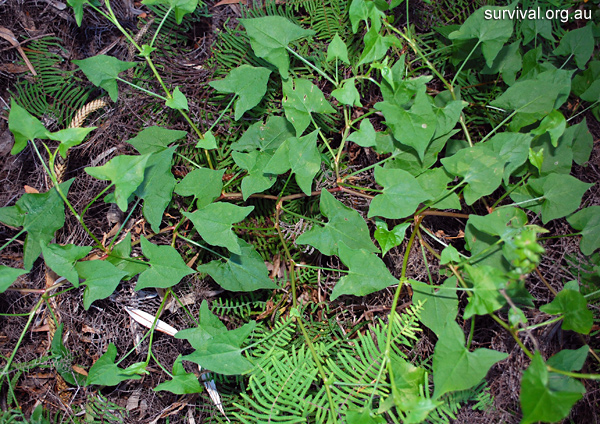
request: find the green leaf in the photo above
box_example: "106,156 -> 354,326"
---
368,167 -> 430,219
178,301 -> 255,375
463,264 -> 507,319
8,99 -> 49,155
572,61 -> 600,103
48,127 -> 96,159
154,355 -> 203,394
183,203 -> 254,255
357,27 -> 396,66
233,151 -> 278,200
326,33 -> 350,65
330,243 -> 397,300
349,0 -> 385,33
347,118 -> 375,147
488,132 -> 532,183
528,174 -> 592,224
142,0 -> 199,24
85,154 -> 150,212
540,284 -> 593,334
375,90 -> 436,160
239,16 -> 315,78
411,278 -> 458,337
231,116 -> 295,153
481,41 -> 522,85
441,144 -> 504,205
520,16 -> 554,45
264,130 -> 321,195
133,147 -> 176,232
0,180 -> 73,270
282,78 -> 335,136
126,126 -> 187,154
0,266 -> 27,294
198,239 -> 278,292
86,343 -> 142,386
73,55 -> 136,102
106,233 -> 149,278
67,0 -> 88,26
209,65 -> 271,120
553,24 -> 594,70
165,87 -> 188,110
440,245 -> 461,265
75,260 -> 127,309
547,346 -> 588,372
449,3 -> 515,66
138,44 -> 156,58
136,238 -> 194,291
570,118 -> 594,166
331,78 -> 362,107
196,130 -> 217,149
567,206 -> 600,255
520,352 -> 584,424
346,407 -> 386,424
530,110 -> 566,148
296,189 -> 378,256
374,219 -> 409,257
51,323 -> 86,386
40,242 -> 92,285
490,68 -> 573,130
389,355 -> 427,413
432,321 -> 507,398
174,167 -> 224,209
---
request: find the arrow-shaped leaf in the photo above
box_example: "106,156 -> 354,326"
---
75,260 -> 127,309
136,237 -> 195,291
73,55 -> 136,101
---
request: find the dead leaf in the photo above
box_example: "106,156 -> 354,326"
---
71,365 -> 88,376
24,185 -> 39,194
0,27 -> 37,76
124,307 -> 178,336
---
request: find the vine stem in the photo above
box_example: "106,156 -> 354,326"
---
0,297 -> 45,387
30,140 -> 105,250
285,46 -> 337,86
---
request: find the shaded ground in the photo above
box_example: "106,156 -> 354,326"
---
0,1 -> 599,423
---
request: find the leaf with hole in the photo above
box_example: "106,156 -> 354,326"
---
73,55 -> 136,102
198,239 -> 278,292
0,266 -> 26,294
567,206 -> 600,256
239,16 -> 315,78
154,355 -> 203,394
75,260 -> 127,309
432,321 -> 507,398
183,203 -> 254,255
0,179 -> 73,270
136,237 -> 195,291
85,154 -> 150,212
209,65 -> 272,120
282,78 -> 335,136
86,343 -> 142,386
330,243 -> 397,300
296,189 -> 378,256
8,99 -> 49,155
40,242 -> 92,285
